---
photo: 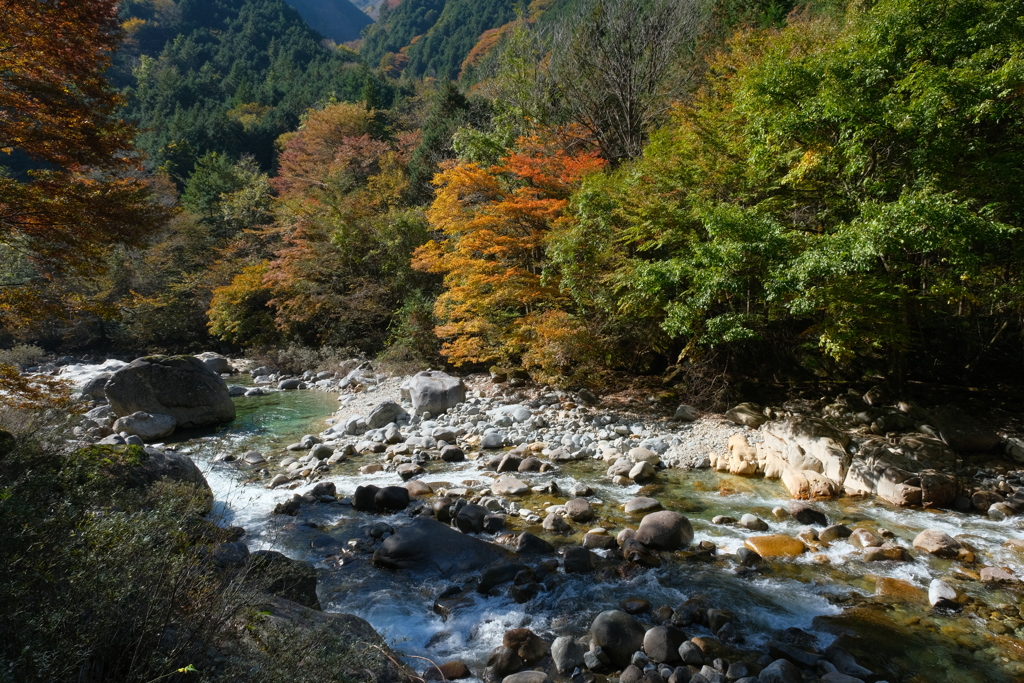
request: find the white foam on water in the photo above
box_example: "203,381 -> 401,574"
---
58,359 -> 128,386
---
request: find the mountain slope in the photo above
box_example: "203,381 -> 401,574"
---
360,0 -> 528,79
282,0 -> 374,42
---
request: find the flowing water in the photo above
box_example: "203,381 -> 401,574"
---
138,383 -> 1024,683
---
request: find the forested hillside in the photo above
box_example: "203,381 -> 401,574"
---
360,0 -> 527,79
117,0 -> 390,180
3,0 -> 1023,398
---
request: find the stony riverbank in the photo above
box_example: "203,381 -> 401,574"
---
18,353 -> 1024,682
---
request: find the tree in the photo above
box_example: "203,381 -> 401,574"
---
547,0 -> 710,162
412,128 -> 605,373
0,0 -> 158,280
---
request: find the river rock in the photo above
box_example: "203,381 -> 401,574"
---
629,446 -> 660,465
278,378 -> 304,390
980,566 -> 1018,584
787,501 -> 828,526
590,610 -> 646,668
373,517 -> 510,577
504,627 -> 549,665
551,636 -> 585,674
374,486 -> 411,512
629,461 -> 657,484
739,513 -> 769,531
543,512 -> 570,533
625,497 -> 661,514
196,353 -> 230,374
485,646 -> 522,680
423,661 -> 472,680
492,474 -> 529,496
929,404 -> 1001,452
744,535 -> 806,557
635,511 -> 693,550
402,370 -> 466,416
674,404 -> 699,422
440,445 -> 465,462
912,529 -> 960,557
678,641 -> 703,666
819,524 -> 852,543
563,547 -> 596,573
875,577 -> 926,603
501,673 -> 550,683
367,400 -> 407,429
81,372 -> 112,399
559,498 -> 590,523
849,528 -> 881,548
456,504 -> 489,533
105,355 -> 236,429
758,658 -> 802,683
928,579 -> 962,609
516,532 -> 555,554
643,625 -> 686,664
113,411 -> 177,441
863,544 -> 911,562
725,402 -> 768,428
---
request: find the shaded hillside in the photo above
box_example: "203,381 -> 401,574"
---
360,0 -> 528,79
119,0 -> 392,180
283,0 -> 373,42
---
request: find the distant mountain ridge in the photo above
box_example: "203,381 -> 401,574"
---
282,0 -> 374,42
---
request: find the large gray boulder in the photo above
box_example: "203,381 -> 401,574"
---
105,355 -> 236,429
590,610 -> 646,668
372,517 -> 511,578
929,404 -> 1001,452
401,371 -> 466,416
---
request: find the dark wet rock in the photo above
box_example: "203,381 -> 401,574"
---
441,445 -> 466,462
503,627 -> 549,666
619,665 -> 643,683
643,625 -> 686,664
374,486 -> 411,512
769,642 -> 821,668
635,511 -> 694,550
354,484 -> 380,512
455,503 -> 489,533
620,598 -> 651,615
929,404 -> 1001,452
563,547 -> 597,573
590,610 -> 646,668
479,563 -> 530,594
758,658 -> 803,683
247,550 -> 320,609
372,517 -> 511,578
678,640 -> 704,666
787,501 -> 828,526
516,532 -> 555,555
484,645 -> 522,682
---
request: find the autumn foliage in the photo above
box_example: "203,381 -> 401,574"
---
413,129 -> 605,370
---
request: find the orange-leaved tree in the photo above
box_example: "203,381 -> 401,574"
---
412,129 -> 605,373
0,0 -> 157,405
209,102 -> 428,349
